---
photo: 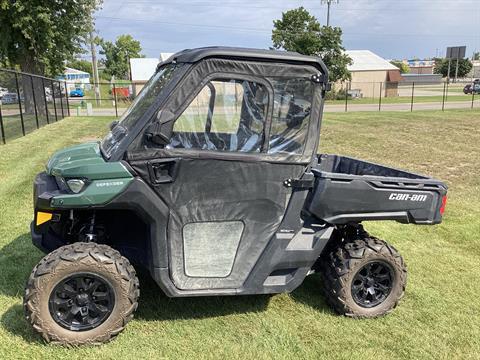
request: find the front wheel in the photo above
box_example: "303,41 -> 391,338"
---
320,234 -> 407,318
24,242 -> 140,345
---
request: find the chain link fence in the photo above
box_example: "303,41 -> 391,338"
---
65,78 -> 479,116
0,69 -> 70,144
64,80 -> 134,117
1,68 -> 479,145
326,80 -> 479,112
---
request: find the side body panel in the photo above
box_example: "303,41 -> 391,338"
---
307,154 -> 448,224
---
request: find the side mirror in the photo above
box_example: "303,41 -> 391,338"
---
145,110 -> 175,146
109,120 -> 119,131
156,109 -> 175,124
145,122 -> 170,146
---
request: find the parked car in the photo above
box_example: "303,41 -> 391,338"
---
0,92 -> 18,104
69,87 -> 85,97
26,47 -> 447,345
463,82 -> 480,94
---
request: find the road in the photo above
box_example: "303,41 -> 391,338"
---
325,100 -> 478,112
1,100 -> 478,117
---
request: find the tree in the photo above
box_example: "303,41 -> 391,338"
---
390,60 -> 410,74
0,0 -> 99,76
272,7 -> 352,82
434,58 -> 473,78
474,52 -> 480,61
66,59 -> 93,77
0,0 -> 99,114
100,35 -> 144,80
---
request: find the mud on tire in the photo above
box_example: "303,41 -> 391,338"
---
320,231 -> 407,318
24,242 -> 140,345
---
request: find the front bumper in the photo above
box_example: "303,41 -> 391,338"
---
33,171 -> 60,211
30,221 -> 65,253
32,172 -> 65,253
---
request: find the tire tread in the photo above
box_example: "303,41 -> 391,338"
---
24,242 -> 140,345
320,232 -> 407,318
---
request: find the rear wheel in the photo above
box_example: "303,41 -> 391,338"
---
320,231 -> 407,318
24,242 -> 140,345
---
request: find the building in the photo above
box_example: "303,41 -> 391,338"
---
160,53 -> 174,62
468,60 -> 480,79
346,50 -> 402,97
129,58 -> 160,96
57,67 -> 90,92
400,73 -> 443,85
405,59 -> 435,74
129,54 -> 174,96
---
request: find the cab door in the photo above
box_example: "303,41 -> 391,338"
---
129,67 -> 316,291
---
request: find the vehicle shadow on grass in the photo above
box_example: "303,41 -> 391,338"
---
134,270 -> 334,321
0,234 -> 333,344
135,269 -> 273,322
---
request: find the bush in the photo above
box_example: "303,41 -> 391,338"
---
325,87 -> 351,100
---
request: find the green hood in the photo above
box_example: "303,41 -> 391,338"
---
46,142 -> 131,180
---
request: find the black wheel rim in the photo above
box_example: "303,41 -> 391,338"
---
48,273 -> 115,331
351,261 -> 394,308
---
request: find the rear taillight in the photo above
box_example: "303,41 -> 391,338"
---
439,195 -> 447,215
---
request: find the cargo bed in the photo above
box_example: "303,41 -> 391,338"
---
307,154 -> 448,224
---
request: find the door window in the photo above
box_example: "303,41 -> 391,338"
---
268,78 -> 313,155
168,79 -> 268,152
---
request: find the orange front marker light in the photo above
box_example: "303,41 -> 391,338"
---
36,212 -> 53,226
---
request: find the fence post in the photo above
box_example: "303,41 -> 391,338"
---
0,103 -> 5,144
442,81 -> 446,111
42,78 -> 50,124
65,81 -> 70,116
344,82 -> 348,112
378,82 -> 383,111
30,75 -> 39,129
113,83 -> 118,117
445,80 -> 449,101
14,72 -> 26,136
51,80 -> 58,122
472,89 -> 475,109
58,81 -> 65,118
410,82 -> 415,112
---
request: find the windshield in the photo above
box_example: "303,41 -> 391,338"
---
100,64 -> 178,158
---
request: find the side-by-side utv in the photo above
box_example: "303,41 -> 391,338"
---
25,47 -> 448,345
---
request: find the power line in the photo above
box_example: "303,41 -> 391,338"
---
95,15 -> 480,38
104,1 -> 477,12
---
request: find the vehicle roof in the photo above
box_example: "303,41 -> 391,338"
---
163,46 -> 328,75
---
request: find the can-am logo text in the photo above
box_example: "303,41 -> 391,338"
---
388,193 -> 427,202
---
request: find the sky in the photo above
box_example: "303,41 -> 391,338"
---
94,0 -> 480,60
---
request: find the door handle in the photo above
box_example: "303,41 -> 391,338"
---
147,159 -> 179,184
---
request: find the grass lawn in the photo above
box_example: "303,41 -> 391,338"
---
0,110 -> 479,359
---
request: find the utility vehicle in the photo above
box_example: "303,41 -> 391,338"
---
25,47 -> 448,345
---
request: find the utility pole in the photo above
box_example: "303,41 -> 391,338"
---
321,0 -> 339,26
89,15 -> 101,106
454,56 -> 460,83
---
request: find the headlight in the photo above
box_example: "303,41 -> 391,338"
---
66,179 -> 86,193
